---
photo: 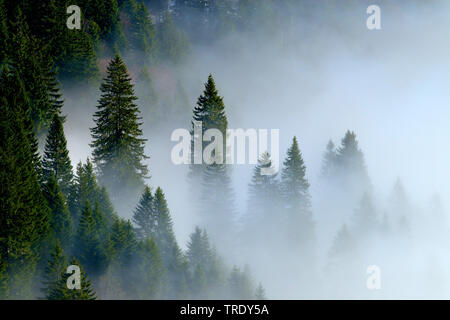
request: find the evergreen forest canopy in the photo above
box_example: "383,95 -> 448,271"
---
0,0 -> 449,299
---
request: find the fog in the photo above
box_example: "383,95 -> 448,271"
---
60,0 -> 450,298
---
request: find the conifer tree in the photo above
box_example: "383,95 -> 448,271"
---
335,130 -> 370,189
0,64 -> 49,298
245,152 -> 279,234
320,139 -> 337,179
90,54 -> 148,204
188,75 -> 235,244
135,238 -> 166,299
42,113 -> 74,197
8,8 -> 59,135
157,11 -> 190,64
187,227 -> 212,273
280,137 -> 314,248
43,174 -> 74,251
52,258 -> 97,300
152,187 -> 188,298
192,263 -> 207,298
70,159 -> 115,225
132,185 -> 155,240
41,241 -> 67,299
75,200 -> 107,277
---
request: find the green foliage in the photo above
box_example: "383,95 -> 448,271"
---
157,11 -> 190,64
75,201 -> 108,276
90,54 -> 148,202
41,241 -> 67,299
70,159 -> 115,226
52,258 -> 97,300
132,185 -> 154,240
134,238 -> 166,299
0,64 -> 50,299
43,174 -> 74,251
42,113 -> 74,198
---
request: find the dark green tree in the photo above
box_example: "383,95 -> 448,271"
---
132,185 -> 154,240
41,241 -> 67,299
0,64 -> 49,299
52,258 -> 97,300
90,54 -> 148,204
43,174 -> 74,251
135,238 -> 166,299
157,11 -> 190,64
42,113 -> 74,198
75,200 -> 107,277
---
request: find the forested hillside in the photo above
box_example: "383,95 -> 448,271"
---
1,0 -> 449,300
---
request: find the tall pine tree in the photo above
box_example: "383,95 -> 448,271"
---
90,54 -> 148,209
42,113 -> 74,198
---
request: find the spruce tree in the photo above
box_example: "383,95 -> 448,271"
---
152,187 -> 188,298
90,54 -> 148,205
187,227 -> 212,273
135,238 -> 166,299
245,152 -> 279,234
335,130 -> 371,190
42,113 -> 74,198
0,64 -> 49,298
41,241 -> 67,299
157,11 -> 190,64
8,8 -> 59,135
132,185 -> 155,240
75,200 -> 107,277
320,139 -> 337,179
52,258 -> 97,300
43,174 -> 74,251
189,75 -> 235,245
280,137 -> 314,248
70,159 -> 115,226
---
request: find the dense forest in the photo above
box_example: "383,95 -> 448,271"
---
1,0 -> 449,299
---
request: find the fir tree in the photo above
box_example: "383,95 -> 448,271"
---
152,187 -> 188,298
135,238 -> 166,299
245,152 -> 279,234
75,200 -> 107,277
157,11 -> 190,64
52,258 -> 97,300
280,137 -> 314,248
42,113 -> 74,198
90,54 -> 148,204
335,130 -> 371,190
43,173 -> 74,251
41,241 -> 67,299
132,185 -> 155,240
0,64 -> 49,298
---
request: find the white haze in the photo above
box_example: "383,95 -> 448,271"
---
61,1 -> 450,298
